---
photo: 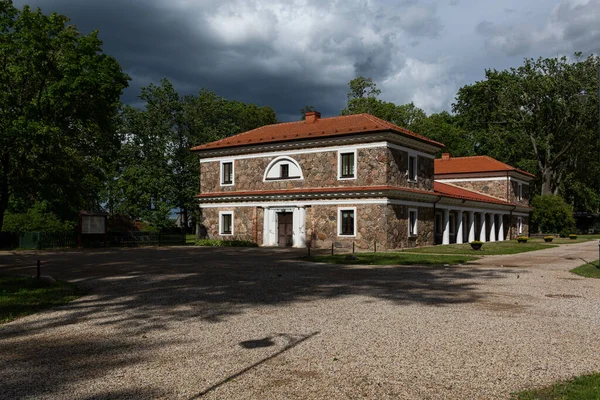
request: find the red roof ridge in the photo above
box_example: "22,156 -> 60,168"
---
191,112 -> 444,151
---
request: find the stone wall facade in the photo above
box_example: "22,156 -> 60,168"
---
199,146 -> 435,194
450,179 -> 509,201
199,202 -> 436,250
199,207 -> 261,243
508,180 -> 530,207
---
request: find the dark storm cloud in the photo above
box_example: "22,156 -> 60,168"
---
13,0 -> 453,120
15,0 -> 355,120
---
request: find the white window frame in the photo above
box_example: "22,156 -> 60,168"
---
338,150 -> 357,180
408,208 -> 418,237
220,160 -> 234,186
407,153 -> 418,182
337,207 -> 357,237
219,211 -> 234,236
518,216 -> 523,234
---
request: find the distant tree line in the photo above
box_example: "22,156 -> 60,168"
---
1,1 -> 598,234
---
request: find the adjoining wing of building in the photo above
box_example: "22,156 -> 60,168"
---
191,111 -> 533,249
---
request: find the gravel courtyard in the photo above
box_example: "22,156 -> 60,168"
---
1,241 -> 600,399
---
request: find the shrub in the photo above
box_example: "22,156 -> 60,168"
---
517,236 -> 528,243
195,239 -> 258,247
569,234 -> 577,240
531,195 -> 575,234
470,240 -> 482,244
2,202 -> 75,233
544,235 -> 554,242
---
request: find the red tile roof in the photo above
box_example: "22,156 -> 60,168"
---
435,156 -> 535,177
191,113 -> 444,151
433,182 -> 510,205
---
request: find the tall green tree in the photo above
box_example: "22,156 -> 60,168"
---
109,80 -> 277,231
453,55 -> 600,210
0,1 -> 130,229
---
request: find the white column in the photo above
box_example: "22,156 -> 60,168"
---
498,214 -> 505,241
489,213 -> 496,242
292,207 -> 306,248
456,210 -> 464,244
480,212 -> 487,242
442,208 -> 450,245
262,208 -> 271,246
468,211 -> 475,242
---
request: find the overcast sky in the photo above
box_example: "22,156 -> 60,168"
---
14,0 -> 600,121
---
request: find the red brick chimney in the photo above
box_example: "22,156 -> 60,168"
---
305,111 -> 321,123
441,153 -> 450,160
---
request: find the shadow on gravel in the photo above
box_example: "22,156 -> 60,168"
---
0,247 -> 525,399
0,331 -> 180,399
0,247 -> 519,333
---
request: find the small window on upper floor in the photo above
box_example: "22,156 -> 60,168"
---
221,161 -> 234,186
280,164 -> 289,179
518,183 -> 523,201
408,154 -> 417,182
338,151 -> 356,180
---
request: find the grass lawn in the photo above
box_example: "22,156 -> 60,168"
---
307,252 -> 478,266
404,240 -> 556,256
570,262 -> 600,278
185,234 -> 197,244
0,275 -> 82,324
511,372 -> 600,399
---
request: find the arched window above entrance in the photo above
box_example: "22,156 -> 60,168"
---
263,156 -> 304,181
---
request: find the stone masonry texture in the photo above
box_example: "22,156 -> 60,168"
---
199,147 -> 435,194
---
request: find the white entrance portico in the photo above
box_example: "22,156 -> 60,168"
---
263,206 -> 306,247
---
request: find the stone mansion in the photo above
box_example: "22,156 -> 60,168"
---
192,112 -> 532,250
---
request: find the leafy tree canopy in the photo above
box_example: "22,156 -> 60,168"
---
453,54 -> 600,210
0,1 -> 130,230
106,79 -> 277,231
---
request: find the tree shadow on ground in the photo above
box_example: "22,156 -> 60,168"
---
0,247 -> 523,334
0,247 -> 528,399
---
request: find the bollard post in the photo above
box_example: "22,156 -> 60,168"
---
331,243 -> 334,256
374,240 -> 377,253
352,241 -> 355,254
37,260 -> 41,280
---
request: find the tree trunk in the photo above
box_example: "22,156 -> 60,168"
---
541,167 -> 553,195
181,208 -> 188,234
0,153 -> 10,231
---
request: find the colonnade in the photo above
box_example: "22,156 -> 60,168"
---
441,209 -> 506,245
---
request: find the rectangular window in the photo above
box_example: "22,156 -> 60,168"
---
408,209 -> 418,237
280,164 -> 289,178
340,152 -> 355,178
408,155 -> 417,182
220,212 -> 233,235
338,208 -> 356,236
221,161 -> 233,185
518,183 -> 523,201
518,216 -> 523,234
